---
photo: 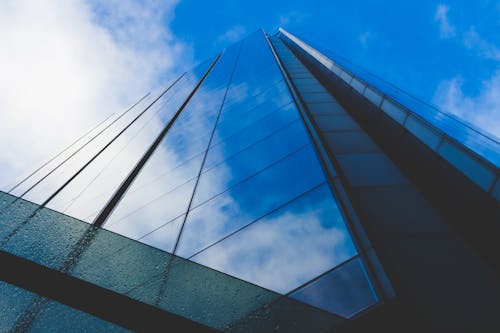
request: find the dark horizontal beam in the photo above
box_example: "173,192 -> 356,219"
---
0,250 -> 217,332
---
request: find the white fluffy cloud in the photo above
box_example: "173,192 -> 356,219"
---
0,0 -> 191,189
434,71 -> 500,138
463,26 -> 500,61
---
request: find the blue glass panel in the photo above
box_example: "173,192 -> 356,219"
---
139,214 -> 184,253
190,183 -> 357,294
336,153 -> 409,187
194,120 -> 310,206
213,100 -> 294,148
438,140 -> 496,191
21,66 -> 206,217
105,178 -> 197,240
205,104 -> 301,170
175,144 -> 327,258
405,115 -> 442,150
291,257 -> 378,318
0,281 -> 37,332
0,282 -> 129,332
102,42 -> 242,238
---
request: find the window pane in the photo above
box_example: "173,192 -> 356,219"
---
175,144 -> 327,258
190,183 -> 357,293
194,119 -> 310,206
291,257 -> 378,318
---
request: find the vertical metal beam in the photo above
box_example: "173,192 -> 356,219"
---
92,53 -> 223,228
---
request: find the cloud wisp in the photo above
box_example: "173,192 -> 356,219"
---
216,25 -> 247,45
463,26 -> 500,61
434,71 -> 500,138
434,4 -> 456,39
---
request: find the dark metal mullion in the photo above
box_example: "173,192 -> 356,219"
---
171,44 -> 243,257
35,74 -> 185,212
93,55 -> 222,228
7,110 -> 117,194
15,93 -> 151,200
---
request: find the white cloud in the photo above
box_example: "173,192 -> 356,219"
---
359,31 -> 372,46
278,10 -> 306,29
434,4 -> 456,38
190,192 -> 356,293
0,0 -> 191,190
434,71 -> 500,138
216,25 -> 247,44
463,26 -> 500,60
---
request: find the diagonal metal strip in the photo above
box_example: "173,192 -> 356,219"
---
92,53 -> 223,228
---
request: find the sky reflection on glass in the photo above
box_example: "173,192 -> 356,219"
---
104,42 -> 242,239
8,30 -> 377,318
290,257 -> 378,318
190,183 -> 357,293
103,31 -> 367,315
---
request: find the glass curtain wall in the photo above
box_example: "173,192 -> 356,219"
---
103,30 -> 379,318
2,30 -> 381,319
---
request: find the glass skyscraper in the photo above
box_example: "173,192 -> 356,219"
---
1,29 -> 499,332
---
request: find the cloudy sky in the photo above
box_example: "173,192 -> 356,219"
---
1,0 -> 499,188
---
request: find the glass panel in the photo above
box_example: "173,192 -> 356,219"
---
336,153 -> 409,187
18,60 -> 211,221
139,214 -> 184,253
103,41 -> 242,239
205,104 -> 302,170
351,78 -> 365,94
105,178 -> 197,240
0,193 -> 285,332
190,183 -> 357,293
213,99 -> 294,148
49,87 -> 199,221
324,131 -> 381,154
364,86 -> 383,106
301,92 -> 337,104
307,102 -> 346,116
8,92 -> 156,198
438,140 -> 496,191
175,144 -> 327,258
313,114 -> 361,132
194,119 -> 310,206
221,77 -> 290,115
381,99 -> 407,124
17,92 -> 158,202
0,281 -> 37,332
405,115 -> 442,150
226,293 -> 345,332
0,282 -> 129,332
290,257 -> 378,318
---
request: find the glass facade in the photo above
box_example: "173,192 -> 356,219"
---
0,30 -> 385,331
101,30 -> 377,316
1,28 -> 498,332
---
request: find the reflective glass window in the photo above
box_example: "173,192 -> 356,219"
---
176,145 -> 327,258
190,183 -> 357,293
290,257 -> 378,318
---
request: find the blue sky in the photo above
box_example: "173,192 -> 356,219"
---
170,0 -> 500,137
0,0 -> 499,188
